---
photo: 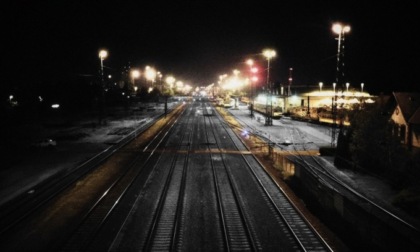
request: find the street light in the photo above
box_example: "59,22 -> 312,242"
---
361,82 -> 364,93
346,82 -> 350,93
157,71 -> 163,93
131,69 -> 140,92
165,76 -> 175,89
333,82 -> 336,93
246,59 -> 255,118
145,66 -> 157,89
332,23 -> 350,90
263,49 -> 276,126
288,68 -> 293,95
98,49 -> 108,124
319,82 -> 323,92
332,23 -> 350,147
99,50 -> 108,83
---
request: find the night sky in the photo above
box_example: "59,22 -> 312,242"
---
2,1 -> 419,95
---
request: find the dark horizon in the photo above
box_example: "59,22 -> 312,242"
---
2,1 -> 419,97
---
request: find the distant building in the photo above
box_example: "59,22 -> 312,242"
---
277,84 -> 375,112
390,92 -> 420,149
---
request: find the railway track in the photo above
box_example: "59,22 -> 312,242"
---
287,124 -> 420,234
211,103 -> 333,251
227,107 -> 420,238
60,106 -> 185,251
1,100 -> 337,251
233,112 -> 420,250
232,108 -> 420,250
91,101 -> 333,251
0,105 -> 185,251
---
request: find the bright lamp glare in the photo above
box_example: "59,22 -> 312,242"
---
99,50 -> 108,59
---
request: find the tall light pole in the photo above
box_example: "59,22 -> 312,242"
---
131,69 -> 140,95
332,23 -> 350,147
157,71 -> 163,93
165,76 -> 176,117
246,59 -> 255,118
263,49 -> 276,126
332,23 -> 351,90
99,50 -> 108,84
98,49 -> 108,124
288,67 -> 293,95
145,66 -> 157,90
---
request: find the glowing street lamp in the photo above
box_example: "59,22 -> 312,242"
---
263,50 -> 276,90
131,69 -> 140,91
333,82 -> 336,93
99,49 -> 108,83
361,83 -> 364,93
263,49 -> 276,126
319,82 -> 323,92
246,59 -> 255,96
145,66 -> 157,88
176,80 -> 184,90
332,23 -> 350,90
346,82 -> 350,92
157,71 -> 163,92
165,76 -> 175,89
98,49 -> 108,124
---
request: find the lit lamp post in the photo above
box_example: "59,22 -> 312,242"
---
333,82 -> 336,93
165,76 -> 175,90
99,50 -> 108,83
263,49 -> 276,126
165,76 -> 176,116
246,59 -> 254,117
332,23 -> 350,147
145,66 -> 157,90
346,82 -> 350,93
319,82 -> 323,92
131,69 -> 140,94
361,82 -> 364,93
98,49 -> 108,124
157,71 -> 163,93
332,23 -> 350,90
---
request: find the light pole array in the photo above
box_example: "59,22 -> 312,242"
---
263,49 -> 276,126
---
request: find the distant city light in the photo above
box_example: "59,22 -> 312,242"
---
51,104 -> 60,109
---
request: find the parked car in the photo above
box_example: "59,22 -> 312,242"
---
31,138 -> 57,148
